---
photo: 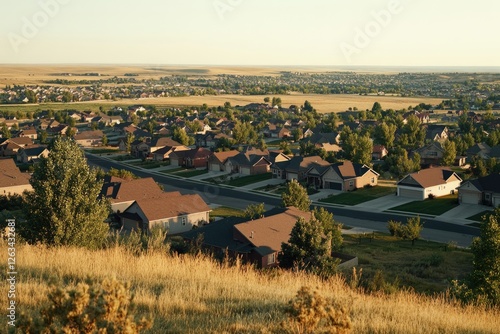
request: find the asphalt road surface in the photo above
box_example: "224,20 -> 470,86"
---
87,154 -> 479,247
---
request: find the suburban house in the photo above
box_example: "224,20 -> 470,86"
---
181,207 -> 358,269
148,137 -> 183,154
74,130 -> 104,147
129,140 -> 150,158
307,160 -> 379,191
414,142 -> 445,166
119,192 -> 210,234
372,145 -> 388,160
466,143 -> 500,160
170,147 -> 212,168
182,207 -> 312,268
271,155 -> 330,181
152,145 -> 190,161
0,137 -> 34,157
458,173 -> 500,207
16,145 -> 49,163
425,125 -> 449,142
397,167 -> 462,200
0,158 -> 33,195
224,148 -> 271,175
207,150 -> 240,172
18,128 -> 38,140
195,132 -> 231,148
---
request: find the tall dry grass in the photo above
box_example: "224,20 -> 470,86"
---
1,241 -> 498,334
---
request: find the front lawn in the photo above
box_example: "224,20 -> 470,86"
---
226,173 -> 272,187
176,169 -> 209,178
466,210 -> 493,223
210,206 -> 245,218
387,195 -> 459,216
320,185 -> 396,205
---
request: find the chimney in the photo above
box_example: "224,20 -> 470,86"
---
250,231 -> 254,239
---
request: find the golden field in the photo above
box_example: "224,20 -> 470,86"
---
1,242 -> 498,334
0,94 -> 443,114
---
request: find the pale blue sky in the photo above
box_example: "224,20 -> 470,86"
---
1,0 -> 499,66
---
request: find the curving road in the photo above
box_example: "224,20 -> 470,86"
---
86,154 -> 479,246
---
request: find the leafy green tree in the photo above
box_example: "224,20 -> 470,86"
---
40,130 -> 48,144
172,127 -> 194,146
102,134 -> 108,146
22,137 -> 110,248
244,203 -> 265,220
387,216 -> 423,246
374,122 -> 396,149
441,139 -> 457,166
125,133 -> 135,153
108,168 -> 138,180
313,207 -> 343,251
1,123 -> 11,139
279,217 -> 337,275
303,100 -> 314,112
232,120 -> 258,145
372,102 -> 382,113
264,97 -> 270,103
279,141 -> 292,155
282,180 -> 311,211
469,209 -> 500,305
292,128 -> 303,141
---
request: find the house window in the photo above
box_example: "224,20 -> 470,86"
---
182,216 -> 187,225
429,152 -> 438,157
485,194 -> 491,200
371,177 -> 375,184
267,253 -> 276,265
349,181 -> 354,187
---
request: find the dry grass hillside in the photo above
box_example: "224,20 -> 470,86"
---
1,241 -> 498,334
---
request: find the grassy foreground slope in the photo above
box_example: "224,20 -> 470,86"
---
1,242 -> 498,334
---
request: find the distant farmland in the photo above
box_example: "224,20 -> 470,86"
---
0,94 -> 444,114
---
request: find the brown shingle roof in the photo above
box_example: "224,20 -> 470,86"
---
101,177 -> 166,203
211,150 -> 239,164
74,130 -> 104,140
0,159 -> 31,188
234,207 -> 312,255
135,193 -> 210,221
399,167 -> 462,188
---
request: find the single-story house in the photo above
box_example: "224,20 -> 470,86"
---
181,207 -> 358,269
224,152 -> 272,175
272,156 -> 330,181
18,128 -> 38,140
307,160 -> 379,191
397,167 -> 462,200
152,145 -> 191,161
458,173 -> 500,207
74,130 -> 104,147
119,192 -> 210,234
170,147 -> 212,168
16,145 -> 49,163
0,158 -> 33,195
148,137 -> 183,154
208,150 -> 240,172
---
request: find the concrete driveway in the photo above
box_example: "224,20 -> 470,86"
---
354,194 -> 415,212
310,189 -> 343,201
436,203 -> 492,224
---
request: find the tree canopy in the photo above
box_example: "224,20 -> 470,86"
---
22,137 -> 110,248
282,180 -> 311,211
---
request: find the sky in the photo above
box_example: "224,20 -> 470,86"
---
1,0 -> 499,67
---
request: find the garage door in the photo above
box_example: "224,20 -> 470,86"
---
327,182 -> 343,191
240,167 -> 251,175
398,188 -> 423,199
209,163 -> 221,172
460,192 -> 481,204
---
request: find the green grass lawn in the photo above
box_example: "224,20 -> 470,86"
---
341,233 -> 473,294
387,195 -> 459,216
110,155 -> 138,162
210,206 -> 245,218
320,186 -> 396,205
466,210 -> 493,223
176,169 -> 209,178
226,173 -> 272,187
125,160 -> 170,169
